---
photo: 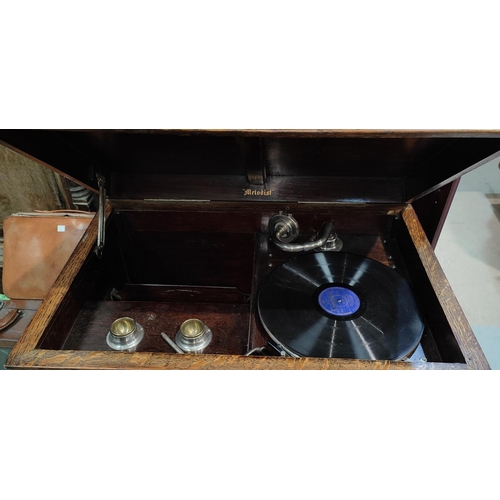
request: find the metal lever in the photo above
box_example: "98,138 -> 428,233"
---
95,173 -> 106,258
161,332 -> 184,354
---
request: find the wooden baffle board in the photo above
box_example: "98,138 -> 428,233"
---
1,130 -> 500,370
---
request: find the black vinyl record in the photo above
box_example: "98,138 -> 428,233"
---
258,252 -> 424,360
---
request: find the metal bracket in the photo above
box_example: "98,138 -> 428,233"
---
95,173 -> 106,258
269,211 -> 343,253
268,211 -> 299,243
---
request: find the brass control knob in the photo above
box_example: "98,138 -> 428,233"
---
106,316 -> 144,351
110,317 -> 137,337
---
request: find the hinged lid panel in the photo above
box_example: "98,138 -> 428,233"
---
2,129 -> 500,203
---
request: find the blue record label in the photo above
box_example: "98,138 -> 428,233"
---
318,286 -> 361,316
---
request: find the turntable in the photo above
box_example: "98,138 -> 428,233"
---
2,129 -> 500,369
258,251 -> 424,361
258,211 -> 425,361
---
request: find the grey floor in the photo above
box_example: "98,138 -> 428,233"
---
1,159 -> 499,370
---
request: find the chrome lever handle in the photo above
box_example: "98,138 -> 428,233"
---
95,173 -> 106,258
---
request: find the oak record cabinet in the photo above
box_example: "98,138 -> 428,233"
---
2,129 -> 500,370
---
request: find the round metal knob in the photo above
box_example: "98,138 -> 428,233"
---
269,213 -> 299,243
175,318 -> 213,353
106,316 -> 144,351
180,319 -> 205,339
110,317 -> 137,337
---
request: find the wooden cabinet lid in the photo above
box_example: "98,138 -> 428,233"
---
2,129 -> 500,203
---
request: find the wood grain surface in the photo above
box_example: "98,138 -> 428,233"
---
6,348 -> 468,370
401,205 -> 490,369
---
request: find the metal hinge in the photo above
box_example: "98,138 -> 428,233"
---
95,173 -> 106,258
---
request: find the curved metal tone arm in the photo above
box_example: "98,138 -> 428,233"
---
272,221 -> 334,253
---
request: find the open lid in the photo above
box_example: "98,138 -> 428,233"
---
2,129 -> 500,204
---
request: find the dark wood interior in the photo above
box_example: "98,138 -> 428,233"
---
2,130 -> 500,205
34,201 -> 468,364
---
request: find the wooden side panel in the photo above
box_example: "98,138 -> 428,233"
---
401,205 -> 489,369
406,140 -> 500,202
412,179 -> 460,248
0,133 -> 98,193
6,348 -> 467,370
